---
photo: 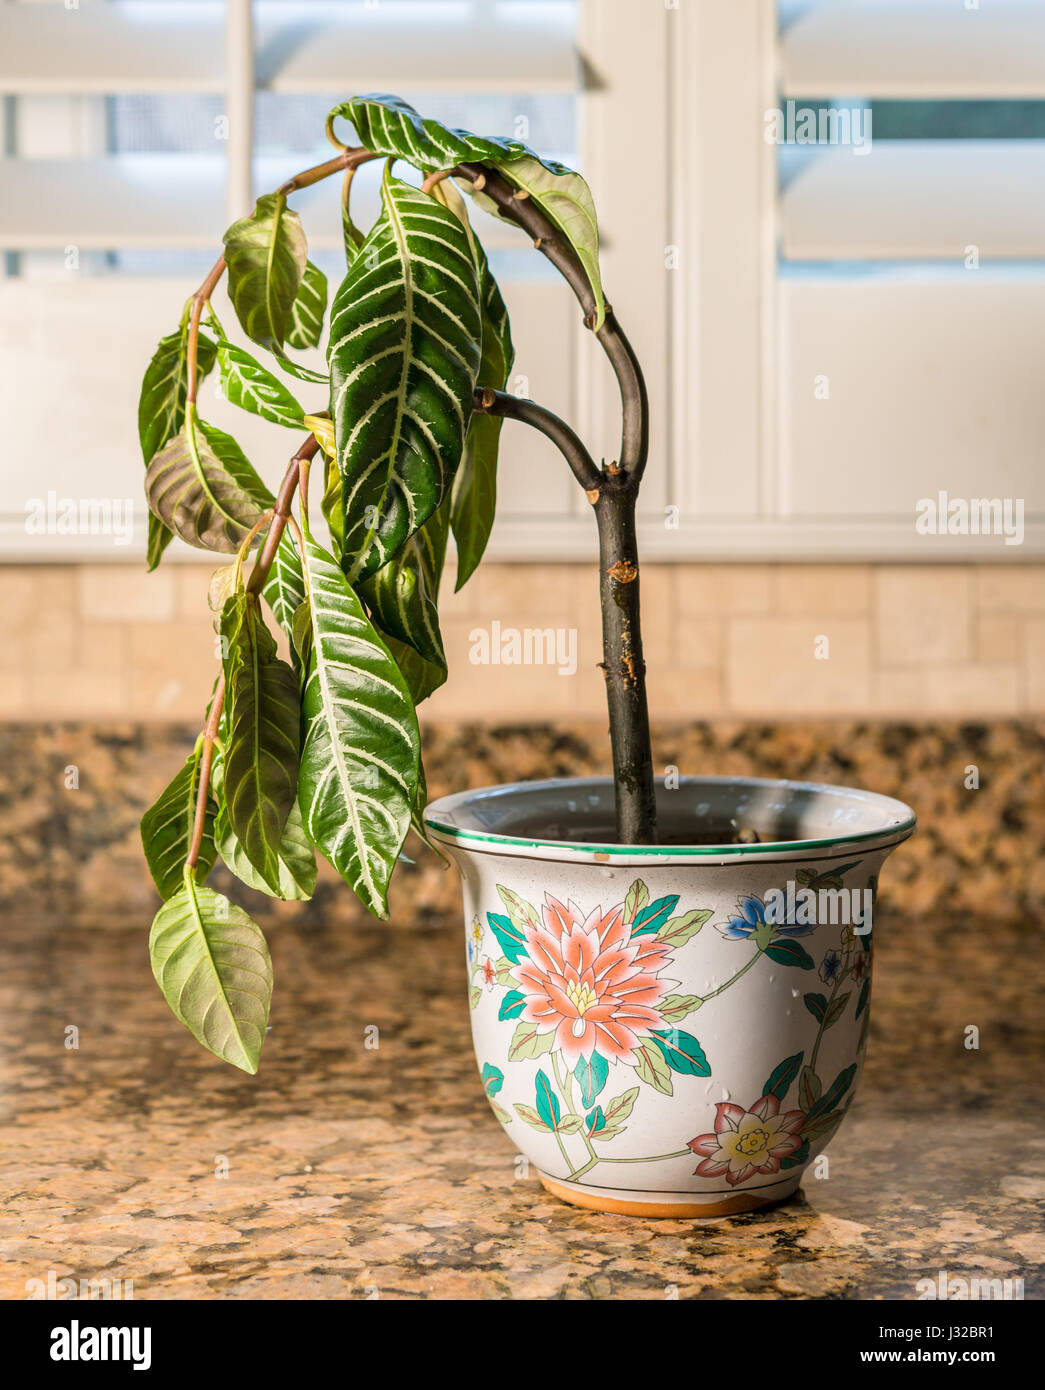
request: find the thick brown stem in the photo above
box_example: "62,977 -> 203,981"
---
184,434 -> 319,869
456,163 -> 657,842
473,388 -> 601,492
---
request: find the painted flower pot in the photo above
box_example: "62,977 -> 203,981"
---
424,775 -> 915,1218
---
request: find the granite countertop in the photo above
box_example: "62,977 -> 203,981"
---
1,895 -> 1041,1300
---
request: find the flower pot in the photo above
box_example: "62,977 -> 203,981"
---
424,775 -> 915,1218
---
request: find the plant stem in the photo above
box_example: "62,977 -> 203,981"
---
183,433 -> 318,871
455,161 -> 656,844
473,388 -> 600,492
701,945 -> 766,1004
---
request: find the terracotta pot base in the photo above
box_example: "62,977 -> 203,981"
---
538,1171 -> 802,1219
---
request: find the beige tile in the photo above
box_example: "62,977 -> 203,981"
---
976,613 -> 1022,665
676,565 -> 772,617
176,563 -> 227,618
467,564 -> 578,624
976,565 -> 1045,614
874,567 -> 972,666
672,615 -> 721,671
0,672 -> 27,717
1026,618 -> 1045,711
128,619 -> 220,719
873,665 -> 1022,717
775,565 -> 871,615
79,564 -> 175,622
646,664 -> 722,720
28,669 -> 129,718
726,618 -> 872,715
75,621 -> 128,672
0,568 -> 77,670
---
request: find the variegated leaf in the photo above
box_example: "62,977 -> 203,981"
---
139,744 -> 217,900
431,180 -> 515,589
138,324 -> 218,569
360,495 -> 449,671
222,191 -> 307,350
296,533 -> 420,916
335,94 -> 604,327
149,877 -> 272,1074
286,259 -> 328,349
216,798 -> 316,901
220,593 -> 301,895
465,154 -> 606,329
145,407 -> 273,554
328,175 -> 481,581
210,317 -> 305,428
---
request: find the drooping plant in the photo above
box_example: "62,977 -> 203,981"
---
138,95 -> 655,1073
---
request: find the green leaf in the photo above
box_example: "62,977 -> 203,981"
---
433,179 -> 515,589
149,876 -> 272,1074
513,1102 -> 551,1132
631,894 -> 680,937
360,495 -> 449,671
497,989 -> 526,1022
138,324 -> 218,465
487,911 -> 528,964
470,153 -> 607,330
216,797 -> 316,901
489,1099 -> 512,1126
603,1087 -> 640,1124
780,1138 -> 810,1170
575,1051 -> 609,1108
496,884 -> 540,933
139,325 -> 219,569
336,95 -> 607,320
381,631 -> 447,706
507,1019 -> 555,1063
210,318 -> 305,429
799,1110 -> 847,1145
335,93 -> 559,174
328,175 -> 481,581
556,1114 -> 584,1135
139,745 -> 217,899
855,978 -> 871,1020
271,347 -> 329,385
658,993 -> 704,1023
469,983 -> 481,1010
480,1063 -> 504,1098
657,908 -> 713,948
824,991 -> 852,1029
765,938 -> 815,970
286,259 -> 328,350
650,1029 -> 711,1077
262,530 -> 306,646
623,878 -> 649,924
762,1050 -> 804,1103
804,992 -> 828,1023
534,1069 -> 560,1130
296,533 -> 420,917
145,406 -> 274,554
799,1065 -> 823,1112
805,1064 -> 857,1124
220,594 -> 301,895
222,191 -> 307,350
633,1039 -> 673,1095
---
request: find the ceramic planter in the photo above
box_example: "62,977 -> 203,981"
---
424,775 -> 915,1218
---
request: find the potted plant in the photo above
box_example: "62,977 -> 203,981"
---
138,95 -> 915,1216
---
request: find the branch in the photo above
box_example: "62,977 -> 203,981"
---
453,162 -> 650,483
184,433 -> 320,869
473,387 -> 601,494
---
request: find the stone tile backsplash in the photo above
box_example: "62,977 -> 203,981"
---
0,561 -> 1042,721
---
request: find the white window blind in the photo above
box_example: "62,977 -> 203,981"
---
779,0 -> 1045,261
0,0 -> 591,558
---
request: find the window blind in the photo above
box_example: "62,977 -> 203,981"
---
777,0 -> 1045,261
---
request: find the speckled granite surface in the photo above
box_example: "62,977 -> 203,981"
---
0,720 -> 1042,1299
